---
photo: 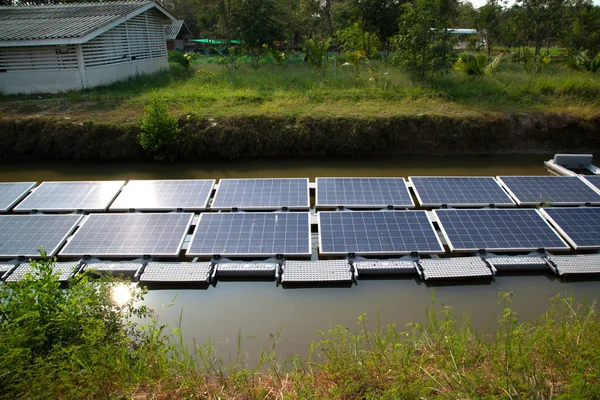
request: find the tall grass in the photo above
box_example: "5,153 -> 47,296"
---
1,259 -> 600,398
1,59 -> 598,121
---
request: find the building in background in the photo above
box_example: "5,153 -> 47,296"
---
0,1 -> 175,94
165,20 -> 192,51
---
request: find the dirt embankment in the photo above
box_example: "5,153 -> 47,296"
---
1,113 -> 599,161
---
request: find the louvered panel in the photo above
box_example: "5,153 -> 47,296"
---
82,9 -> 166,68
0,45 -> 78,71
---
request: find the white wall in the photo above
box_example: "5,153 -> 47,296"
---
0,69 -> 83,94
83,57 -> 168,88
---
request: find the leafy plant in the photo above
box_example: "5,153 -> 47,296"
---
337,22 -> 380,58
138,92 -> 180,161
565,50 -> 600,74
454,53 -> 504,75
303,38 -> 332,70
168,51 -> 194,71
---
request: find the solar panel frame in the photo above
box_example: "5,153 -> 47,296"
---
109,179 -> 216,211
315,177 -> 415,208
408,176 -> 516,207
0,182 -> 36,213
59,213 -> 194,258
13,180 -> 126,212
434,208 -> 570,252
540,207 -> 600,250
496,176 -> 600,206
210,178 -> 310,210
0,214 -> 83,258
318,210 -> 445,256
187,212 -> 311,257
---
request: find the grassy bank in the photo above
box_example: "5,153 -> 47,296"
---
1,61 -> 599,124
1,260 -> 599,399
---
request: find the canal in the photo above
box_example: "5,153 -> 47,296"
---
2,154 -> 600,363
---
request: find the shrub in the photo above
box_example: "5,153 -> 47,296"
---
453,53 -> 503,76
303,38 -> 332,70
168,51 -> 194,71
0,256 -> 150,397
138,93 -> 180,161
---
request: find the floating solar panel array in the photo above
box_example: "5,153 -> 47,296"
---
0,182 -> 36,212
542,207 -> 600,249
14,181 -> 125,212
60,213 -> 193,257
139,261 -> 212,283
188,212 -> 311,257
318,211 -> 444,256
4,261 -> 80,282
282,260 -> 353,283
0,214 -> 82,258
109,179 -> 215,211
211,178 -> 310,210
497,176 -> 600,205
316,177 -> 414,208
434,209 -> 569,252
409,176 -> 515,207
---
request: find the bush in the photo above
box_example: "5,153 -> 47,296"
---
453,53 -> 503,76
168,51 -> 194,71
0,256 -> 150,397
138,93 -> 180,161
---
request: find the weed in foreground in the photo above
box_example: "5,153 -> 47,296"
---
1,259 -> 599,399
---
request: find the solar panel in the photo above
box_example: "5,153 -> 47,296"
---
409,176 -> 515,207
434,209 -> 569,252
0,214 -> 82,258
14,181 -> 125,212
0,182 -> 36,212
582,175 -> 600,192
318,211 -> 444,256
59,213 -> 193,257
497,176 -> 600,205
542,207 -> 600,249
109,179 -> 215,211
315,177 -> 414,208
4,261 -> 80,282
210,178 -> 309,210
187,212 -> 311,257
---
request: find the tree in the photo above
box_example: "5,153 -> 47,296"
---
565,2 -> 600,53
514,0 -> 569,54
347,0 -> 402,54
232,0 -> 286,61
393,0 -> 458,77
476,0 -> 505,55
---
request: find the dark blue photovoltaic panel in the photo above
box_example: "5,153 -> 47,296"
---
316,178 -> 414,208
0,214 -> 82,258
210,178 -> 309,210
582,175 -> 600,192
435,209 -> 569,252
60,213 -> 193,257
318,211 -> 444,255
497,176 -> 600,205
14,181 -> 125,212
109,179 -> 215,211
187,212 -> 311,256
410,176 -> 515,207
0,182 -> 36,212
543,207 -> 600,249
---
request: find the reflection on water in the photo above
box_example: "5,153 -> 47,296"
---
3,154 -> 599,362
111,283 -> 132,307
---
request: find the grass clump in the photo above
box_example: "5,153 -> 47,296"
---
1,260 -> 599,399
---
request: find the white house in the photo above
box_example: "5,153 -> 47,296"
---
0,1 -> 175,94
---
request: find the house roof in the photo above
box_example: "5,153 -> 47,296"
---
164,19 -> 191,40
0,1 -> 175,47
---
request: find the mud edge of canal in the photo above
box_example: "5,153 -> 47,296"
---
1,113 -> 599,161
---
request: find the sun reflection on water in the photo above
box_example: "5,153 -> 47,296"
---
111,283 -> 132,307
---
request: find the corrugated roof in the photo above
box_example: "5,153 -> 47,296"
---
0,1 -> 173,44
165,19 -> 184,40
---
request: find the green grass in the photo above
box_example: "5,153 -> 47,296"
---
1,58 -> 599,124
2,260 -> 600,399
